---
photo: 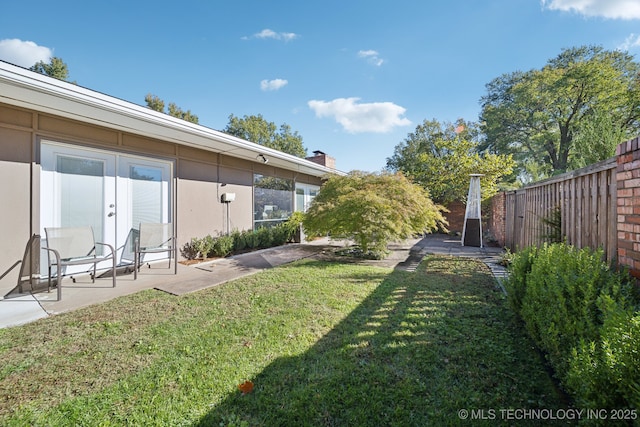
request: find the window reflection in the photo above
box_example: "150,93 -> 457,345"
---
254,174 -> 293,228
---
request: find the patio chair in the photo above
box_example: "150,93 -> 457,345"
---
44,226 -> 116,298
134,222 -> 177,279
0,234 -> 50,298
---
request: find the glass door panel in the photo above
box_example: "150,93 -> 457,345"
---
117,157 -> 171,265
57,156 -> 106,248
40,142 -> 116,274
131,165 -> 163,225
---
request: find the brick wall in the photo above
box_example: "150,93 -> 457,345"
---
444,201 -> 465,234
488,192 -> 506,247
616,137 -> 640,278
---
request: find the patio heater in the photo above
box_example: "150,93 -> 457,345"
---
461,174 -> 483,248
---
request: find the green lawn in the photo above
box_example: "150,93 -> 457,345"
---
0,256 -> 569,426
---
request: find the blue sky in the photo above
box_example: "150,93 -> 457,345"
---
2,0 -> 640,172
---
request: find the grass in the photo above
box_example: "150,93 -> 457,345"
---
0,255 -> 569,426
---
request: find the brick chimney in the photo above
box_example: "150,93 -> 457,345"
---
306,150 -> 336,169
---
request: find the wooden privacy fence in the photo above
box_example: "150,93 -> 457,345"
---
504,157 -> 617,261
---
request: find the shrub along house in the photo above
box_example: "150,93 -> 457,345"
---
0,61 -> 339,296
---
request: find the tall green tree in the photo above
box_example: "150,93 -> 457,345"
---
224,114 -> 307,158
570,109 -> 628,169
29,57 -> 69,81
386,119 -> 514,204
167,102 -> 199,124
144,93 -> 199,124
145,94 -> 165,113
304,171 -> 446,256
480,45 -> 640,178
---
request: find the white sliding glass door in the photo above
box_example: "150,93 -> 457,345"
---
40,141 -> 173,273
40,143 -> 116,262
117,157 -> 171,264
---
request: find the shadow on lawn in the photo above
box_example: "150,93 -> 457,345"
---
196,256 -> 570,426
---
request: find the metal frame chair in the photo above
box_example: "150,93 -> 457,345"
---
134,223 -> 177,279
44,226 -> 116,299
0,234 -> 47,298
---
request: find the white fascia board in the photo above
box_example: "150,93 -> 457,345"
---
0,61 -> 344,177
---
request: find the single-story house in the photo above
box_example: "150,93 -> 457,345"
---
0,60 -> 340,295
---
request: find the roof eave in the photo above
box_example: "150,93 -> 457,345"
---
0,61 -> 344,177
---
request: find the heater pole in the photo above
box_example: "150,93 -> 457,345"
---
461,174 -> 484,248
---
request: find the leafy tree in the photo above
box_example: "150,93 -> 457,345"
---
480,45 -> 640,178
29,57 -> 70,81
570,109 -> 627,169
386,119 -> 515,204
145,94 -> 165,113
144,93 -> 199,124
167,102 -> 199,124
224,114 -> 307,158
303,171 -> 446,256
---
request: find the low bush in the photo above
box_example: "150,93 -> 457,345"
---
231,229 -> 247,252
179,238 -> 199,260
243,230 -> 261,250
567,303 -> 640,410
180,236 -> 215,260
256,227 -> 273,248
270,223 -> 291,246
507,242 -> 639,411
503,245 -> 537,315
181,218 -> 301,261
519,244 -> 613,374
212,234 -> 234,257
199,235 -> 216,258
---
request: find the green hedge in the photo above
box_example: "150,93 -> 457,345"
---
180,214 -> 304,260
505,243 -> 640,411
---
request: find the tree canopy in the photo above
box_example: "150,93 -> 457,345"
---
303,171 -> 446,256
223,114 -> 307,158
386,119 -> 514,204
144,93 -> 199,124
29,57 -> 70,81
480,45 -> 640,179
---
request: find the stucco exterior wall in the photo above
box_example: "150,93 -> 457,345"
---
0,102 -> 323,290
0,124 -> 32,294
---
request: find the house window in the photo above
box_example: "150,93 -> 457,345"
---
295,184 -> 320,212
254,174 -> 293,229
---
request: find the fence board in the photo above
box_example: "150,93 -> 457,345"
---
504,157 -> 617,261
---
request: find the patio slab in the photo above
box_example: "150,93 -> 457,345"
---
0,294 -> 48,328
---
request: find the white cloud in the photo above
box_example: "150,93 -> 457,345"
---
541,0 -> 640,19
0,38 -> 52,68
358,49 -> 384,66
308,97 -> 411,133
260,78 -> 288,91
619,33 -> 640,50
244,28 -> 299,41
